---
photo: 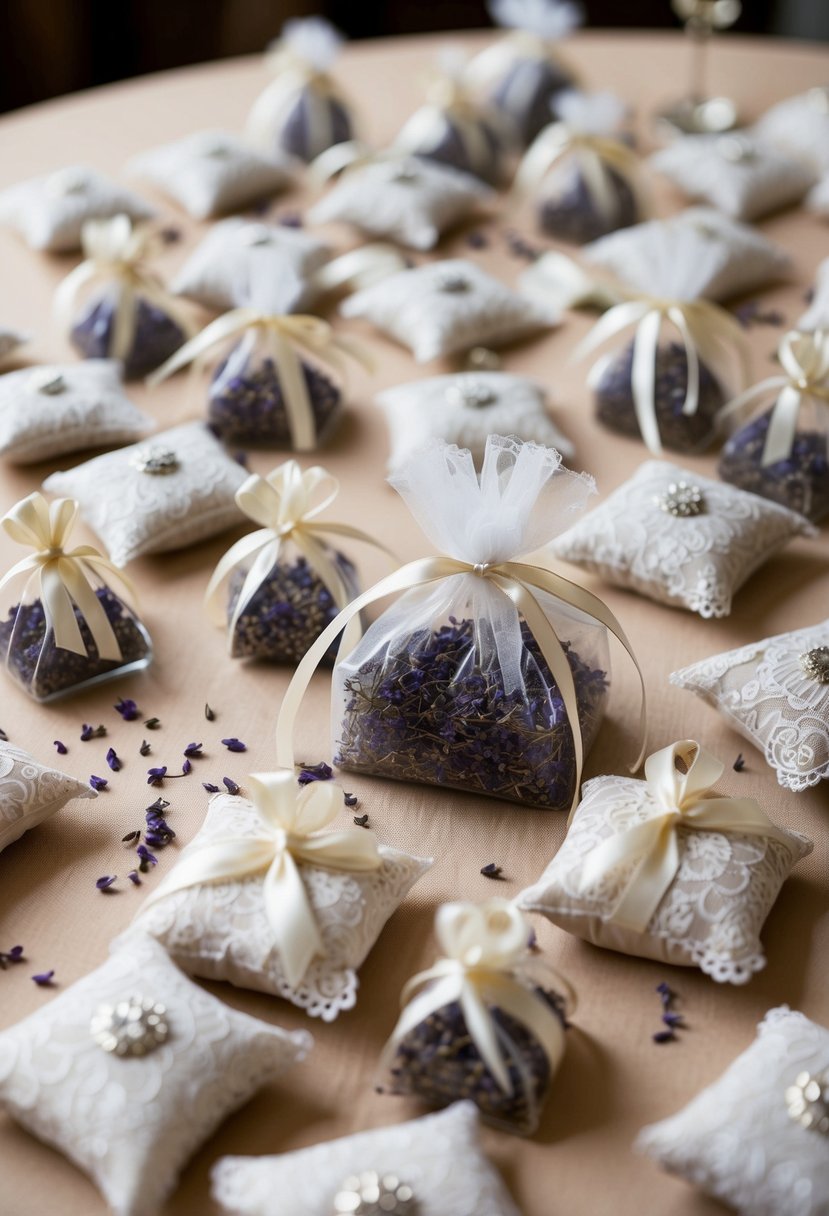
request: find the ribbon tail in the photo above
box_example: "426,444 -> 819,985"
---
269,328 -> 317,451
227,539 -> 282,641
460,979 -> 513,1095
667,307 -> 699,418
291,530 -> 352,612
293,828 -> 383,872
762,385 -> 802,466
571,300 -> 651,364
204,531 -> 279,627
578,146 -> 616,222
480,975 -> 567,1082
57,559 -> 121,662
303,522 -> 399,567
262,850 -> 325,988
110,281 -> 137,364
39,564 -> 87,657
631,308 -> 663,455
608,824 -> 679,933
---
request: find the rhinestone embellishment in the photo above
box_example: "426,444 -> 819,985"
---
29,368 -> 67,396
332,1172 -> 416,1215
130,446 -> 180,476
799,645 -> 829,684
90,995 -> 169,1057
657,481 -> 705,518
447,379 -> 498,409
436,271 -> 472,294
785,1070 -> 829,1134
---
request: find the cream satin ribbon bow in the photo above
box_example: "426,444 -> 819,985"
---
723,329 -> 829,466
148,310 -> 371,452
573,292 -> 749,455
513,124 -> 645,222
383,900 -> 573,1095
205,460 -> 398,643
246,41 -> 352,157
54,213 -> 191,363
275,553 -> 647,814
577,740 -> 798,934
0,492 -> 137,661
143,770 -> 382,988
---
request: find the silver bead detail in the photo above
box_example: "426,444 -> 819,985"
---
799,645 -> 829,684
28,368 -> 67,396
785,1070 -> 829,1134
657,481 -> 705,518
130,446 -> 180,476
90,995 -> 169,1058
435,271 -> 472,294
446,379 -> 498,409
332,1172 -> 416,1215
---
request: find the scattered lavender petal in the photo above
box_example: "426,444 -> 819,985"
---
465,230 -> 489,249
105,747 -> 121,772
159,225 -> 182,244
733,753 -> 746,772
0,727 -> 7,741
527,927 -> 539,951
114,698 -> 139,721
0,945 -> 24,969
127,870 -> 141,885
221,737 -> 247,753
297,761 -> 333,784
205,703 -> 216,721
136,844 -> 158,870
277,211 -> 303,228
53,740 -> 68,755
140,740 -> 152,756
146,797 -> 170,814
89,775 -> 108,792
81,723 -> 106,741
183,743 -> 203,758
31,971 -> 55,986
343,791 -> 359,808
144,717 -> 161,730
481,863 -> 504,879
353,813 -> 369,828
223,776 -> 241,795
122,830 -> 141,844
662,1011 -> 686,1028
652,1029 -> 676,1044
95,875 -> 117,891
202,782 -> 220,793
181,759 -> 192,775
146,766 -> 167,786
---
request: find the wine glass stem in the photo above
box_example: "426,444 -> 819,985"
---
689,24 -> 711,104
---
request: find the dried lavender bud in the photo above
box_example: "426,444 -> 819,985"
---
128,870 -> 141,885
480,863 -> 504,880
733,753 -> 746,772
0,945 -> 24,969
718,408 -> 829,523
383,989 -> 564,1133
220,737 -> 247,753
89,775 -> 108,792
465,230 -> 489,249
504,228 -> 542,262
136,844 -> 157,871
336,618 -> 608,811
95,875 -> 117,891
538,162 -> 638,244
53,740 -> 68,755
70,292 -> 185,379
146,767 -> 167,786
0,728 -> 7,741
0,588 -> 150,703
594,339 -> 725,453
122,830 -> 141,844
353,813 -> 369,828
202,782 -> 220,793
31,971 -> 55,986
276,210 -> 303,228
652,1029 -> 676,1044
343,791 -> 359,808
144,718 -> 161,730
227,551 -> 358,664
277,90 -> 352,162
183,742 -> 203,758
297,761 -> 333,784
656,981 -> 674,1008
81,724 -> 107,742
490,57 -> 575,146
115,698 -> 139,721
733,300 -> 785,328
223,776 -> 241,795
205,703 -> 216,721
106,747 -> 121,772
139,740 -> 152,756
208,346 -> 342,447
662,1011 -> 686,1028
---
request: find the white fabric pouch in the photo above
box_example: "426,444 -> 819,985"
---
0,166 -> 154,252
0,740 -> 95,852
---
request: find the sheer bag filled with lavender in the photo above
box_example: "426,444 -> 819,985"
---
719,329 -> 829,523
314,436 -> 646,813
0,493 -> 151,703
576,226 -> 749,454
206,461 -> 391,664
378,900 -> 573,1136
57,214 -> 188,380
514,91 -> 642,245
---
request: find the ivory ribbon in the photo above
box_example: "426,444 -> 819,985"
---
513,124 -> 645,222
142,769 -> 382,988
275,555 -> 647,814
722,329 -> 829,466
467,28 -> 578,102
573,293 -> 750,455
205,460 -> 398,644
577,740 -> 798,934
246,44 -> 351,157
54,214 -> 192,363
0,492 -> 137,661
148,310 -> 372,452
394,70 -> 504,172
383,900 -> 573,1095
309,243 -> 409,296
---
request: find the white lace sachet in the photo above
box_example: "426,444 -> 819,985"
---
516,740 -> 812,983
0,934 -> 311,1216
0,740 -> 95,852
171,218 -> 330,312
341,259 -> 557,362
753,88 -> 829,174
584,206 -> 792,302
211,1101 -> 520,1216
637,1006 -> 829,1216
806,173 -> 829,221
799,257 -> 829,330
128,778 -> 432,1021
671,618 -> 829,793
43,422 -> 247,567
551,461 -> 815,618
0,361 -> 153,464
650,133 -> 815,221
376,371 -> 573,470
0,166 -> 154,253
308,155 -> 492,251
127,132 -> 291,220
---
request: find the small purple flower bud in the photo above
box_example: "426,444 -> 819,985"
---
31,971 -> 55,986
89,775 -> 108,792
221,737 -> 247,753
53,740 -> 68,755
114,698 -> 139,721
106,747 -> 121,772
95,875 -> 117,891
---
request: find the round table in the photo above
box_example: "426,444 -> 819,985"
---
0,28 -> 827,1216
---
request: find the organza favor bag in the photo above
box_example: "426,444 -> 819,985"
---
0,494 -> 151,702
277,436 -> 644,812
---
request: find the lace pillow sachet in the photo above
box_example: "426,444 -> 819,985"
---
377,901 -> 573,1135
584,206 -> 792,302
127,131 -> 291,220
308,155 -> 492,251
0,166 -> 154,252
551,461 -> 815,619
671,618 -> 829,793
637,1006 -> 829,1216
0,361 -> 152,464
0,740 -> 95,852
0,934 -> 311,1216
128,773 -> 432,1021
171,218 -> 330,312
43,422 -> 248,567
516,740 -> 812,984
649,133 -> 815,221
340,260 -> 557,363
376,371 -> 573,470
211,1101 -> 521,1216
753,87 -> 829,174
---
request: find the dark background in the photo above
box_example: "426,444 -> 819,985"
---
0,0 -> 824,115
